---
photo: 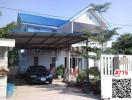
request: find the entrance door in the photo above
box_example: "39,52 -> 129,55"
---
64,57 -> 72,68
64,57 -> 67,68
72,58 -> 76,68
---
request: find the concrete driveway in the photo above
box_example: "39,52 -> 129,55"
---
7,80 -> 100,100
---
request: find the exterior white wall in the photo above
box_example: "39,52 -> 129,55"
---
26,24 -> 57,32
19,49 -> 89,73
0,76 -> 7,100
83,58 -> 95,69
70,10 -> 103,48
58,22 -> 72,33
0,39 -> 15,47
74,11 -> 100,26
19,49 -> 67,73
0,48 -> 8,67
72,40 -> 101,49
39,54 -> 50,67
19,50 -> 52,73
56,50 -> 67,66
0,47 -> 9,100
27,27 -> 52,32
58,10 -> 101,34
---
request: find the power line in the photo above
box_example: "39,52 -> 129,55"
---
109,23 -> 132,27
0,6 -> 69,19
1,6 -> 132,27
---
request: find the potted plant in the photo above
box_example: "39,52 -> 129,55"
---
56,65 -> 64,79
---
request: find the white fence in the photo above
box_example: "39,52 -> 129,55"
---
100,55 -> 132,100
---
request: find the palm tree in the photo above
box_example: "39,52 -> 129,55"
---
73,28 -> 118,93
94,28 -> 119,53
73,2 -> 118,93
90,2 -> 119,53
74,31 -> 101,80
90,2 -> 111,13
83,2 -> 112,78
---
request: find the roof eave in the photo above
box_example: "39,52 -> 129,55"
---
21,22 -> 58,29
69,5 -> 92,22
58,6 -> 93,29
18,13 -> 24,23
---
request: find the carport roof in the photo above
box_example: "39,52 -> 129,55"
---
8,32 -> 85,49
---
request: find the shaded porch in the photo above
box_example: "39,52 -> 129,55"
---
8,32 -> 86,81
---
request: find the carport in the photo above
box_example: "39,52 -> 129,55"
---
8,32 -> 86,81
9,32 -> 85,49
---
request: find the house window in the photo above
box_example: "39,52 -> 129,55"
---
51,57 -> 56,67
72,58 -> 77,68
28,27 -> 40,32
34,57 -> 39,65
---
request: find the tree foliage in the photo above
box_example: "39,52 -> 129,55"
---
0,22 -> 18,66
80,31 -> 102,59
90,2 -> 118,52
78,28 -> 118,56
90,2 -> 111,13
111,33 -> 132,54
73,2 -> 114,82
0,22 -> 16,38
8,49 -> 19,66
95,28 -> 119,52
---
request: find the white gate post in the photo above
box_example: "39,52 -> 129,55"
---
67,50 -> 70,81
0,39 -> 15,100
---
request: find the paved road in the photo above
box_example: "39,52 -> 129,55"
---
7,80 -> 100,100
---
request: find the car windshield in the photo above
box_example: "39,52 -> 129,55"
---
27,66 -> 48,73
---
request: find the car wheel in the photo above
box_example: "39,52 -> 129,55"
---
49,80 -> 52,84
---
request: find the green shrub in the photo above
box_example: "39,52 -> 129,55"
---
89,67 -> 100,79
89,67 -> 101,94
56,65 -> 64,77
76,70 -> 87,87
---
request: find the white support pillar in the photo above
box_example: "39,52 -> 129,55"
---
71,21 -> 73,33
67,50 -> 70,81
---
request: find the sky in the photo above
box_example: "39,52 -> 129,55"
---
0,0 -> 132,35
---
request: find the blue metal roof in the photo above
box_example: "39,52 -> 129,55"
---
19,13 -> 68,27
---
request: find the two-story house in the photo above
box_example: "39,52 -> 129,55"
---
13,5 -> 109,74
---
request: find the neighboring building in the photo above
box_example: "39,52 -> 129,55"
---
16,5 -> 109,74
0,39 -> 15,100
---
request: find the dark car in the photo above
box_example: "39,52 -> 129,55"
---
25,65 -> 53,84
